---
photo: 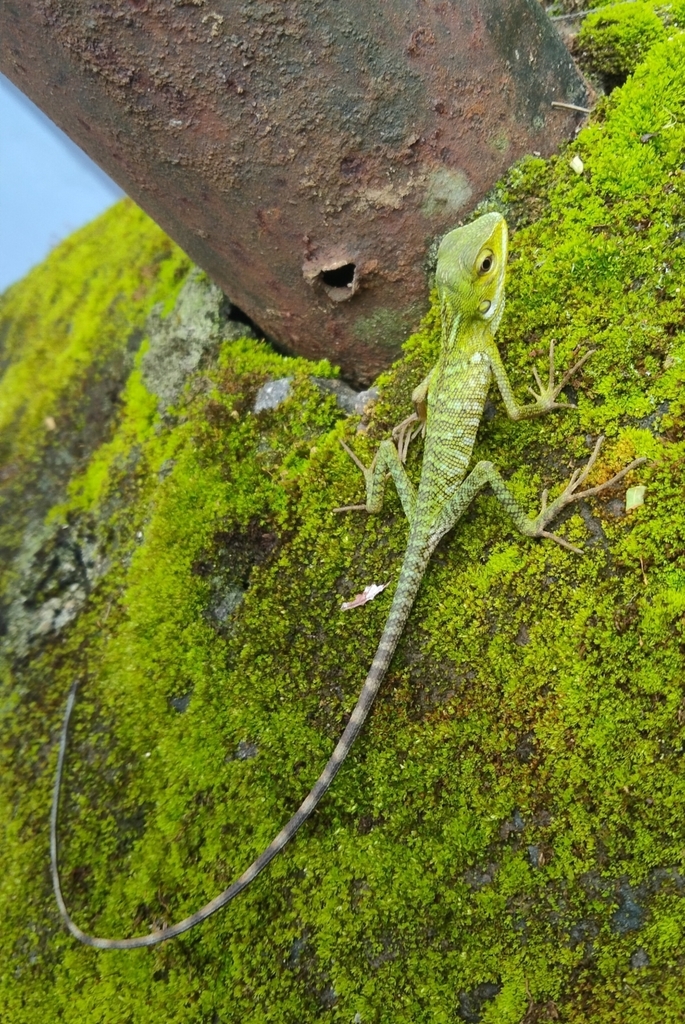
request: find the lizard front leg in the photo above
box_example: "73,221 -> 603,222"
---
335,438 -> 417,523
489,339 -> 593,421
392,368 -> 434,463
432,440 -> 645,553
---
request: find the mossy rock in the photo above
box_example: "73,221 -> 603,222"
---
576,1 -> 666,81
2,30 -> 685,1024
573,0 -> 685,84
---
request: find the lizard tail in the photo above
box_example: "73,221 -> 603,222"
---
51,560 -> 426,949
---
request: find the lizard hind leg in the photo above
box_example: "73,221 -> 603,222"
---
525,436 -> 647,548
334,437 -> 416,522
432,444 -> 646,554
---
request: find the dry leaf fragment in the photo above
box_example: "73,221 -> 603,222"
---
569,154 -> 584,174
341,583 -> 388,610
626,485 -> 646,511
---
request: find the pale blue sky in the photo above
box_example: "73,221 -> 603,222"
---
0,72 -> 124,293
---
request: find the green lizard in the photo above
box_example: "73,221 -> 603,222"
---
51,212 -> 645,949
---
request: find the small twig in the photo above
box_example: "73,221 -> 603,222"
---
551,101 -> 593,114
333,503 -> 367,513
549,8 -> 598,19
548,2 -> 635,20
639,555 -> 648,585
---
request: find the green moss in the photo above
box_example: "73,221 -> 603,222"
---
577,1 -> 667,78
0,199 -> 191,613
3,28 -> 685,1024
0,199 -> 188,465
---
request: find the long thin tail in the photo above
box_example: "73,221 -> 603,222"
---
51,561 -> 425,949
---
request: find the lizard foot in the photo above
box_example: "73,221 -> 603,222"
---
392,413 -> 424,464
529,436 -> 647,553
527,340 -> 594,415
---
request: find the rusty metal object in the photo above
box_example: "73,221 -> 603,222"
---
1,0 -> 588,384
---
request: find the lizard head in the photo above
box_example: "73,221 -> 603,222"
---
435,212 -> 508,334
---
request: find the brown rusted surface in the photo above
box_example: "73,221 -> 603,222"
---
0,0 -> 588,384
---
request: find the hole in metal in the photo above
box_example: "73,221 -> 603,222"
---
320,263 -> 356,288
303,255 -> 360,303
318,262 -> 357,302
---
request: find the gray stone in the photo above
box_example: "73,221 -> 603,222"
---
353,387 -> 380,416
311,376 -> 359,414
253,378 -> 293,413
458,982 -> 501,1023
210,587 -> 244,623
171,693 -> 192,713
254,377 -> 379,417
141,268 -> 255,411
612,881 -> 646,934
500,809 -> 525,840
630,948 -> 650,969
605,498 -> 626,519
5,526 -> 107,658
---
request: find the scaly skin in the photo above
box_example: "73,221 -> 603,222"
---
51,213 -> 645,948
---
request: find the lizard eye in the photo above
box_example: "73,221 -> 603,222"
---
477,250 -> 495,275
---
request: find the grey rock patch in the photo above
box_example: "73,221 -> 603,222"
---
353,386 -> 379,415
577,501 -> 608,548
500,810 -> 525,840
319,985 -> 337,1009
483,398 -> 497,422
287,934 -> 308,966
311,376 -> 359,414
5,525 -> 107,657
33,589 -> 86,637
310,377 -> 379,416
254,377 -> 379,417
636,400 -> 669,435
630,947 -> 650,969
569,917 -> 599,949
605,498 -> 625,518
457,981 -> 501,1023
171,693 -> 191,713
142,268 -> 255,411
253,378 -> 292,412
612,881 -> 646,934
463,862 -> 499,890
209,586 -> 244,623
236,740 -> 258,761
649,866 -> 685,892
528,845 -> 541,867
